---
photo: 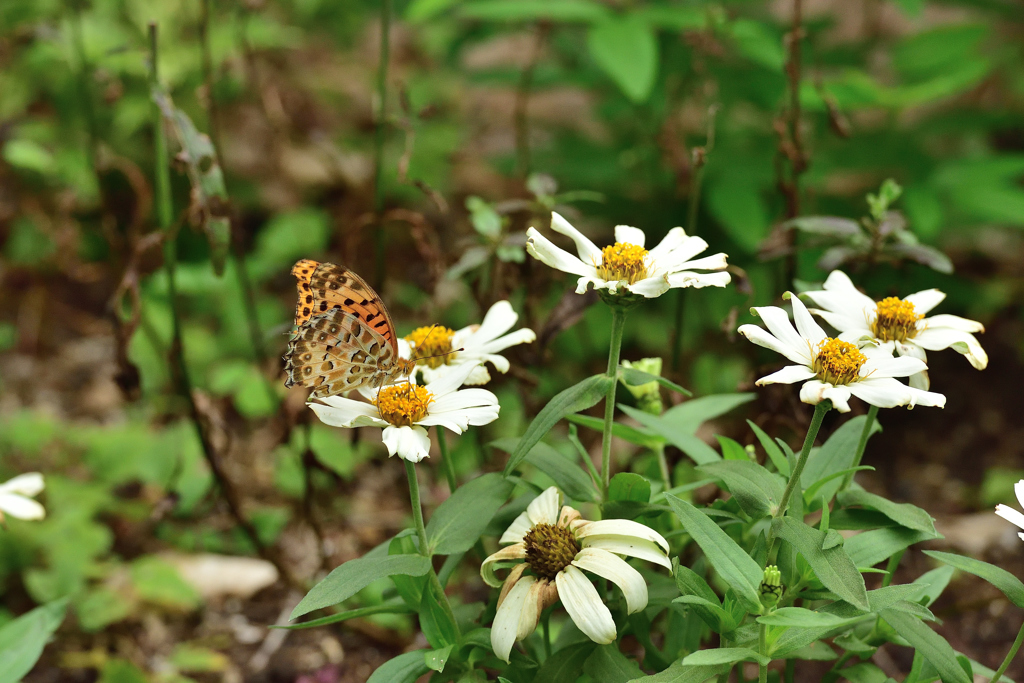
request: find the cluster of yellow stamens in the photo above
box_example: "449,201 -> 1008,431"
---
813,338 -> 867,386
598,242 -> 649,284
405,326 -> 455,368
523,523 -> 580,580
872,297 -> 922,343
374,384 -> 434,426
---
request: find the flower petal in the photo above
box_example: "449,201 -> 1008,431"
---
666,271 -> 731,289
381,425 -> 431,462
550,212 -> 604,265
913,328 -> 988,370
904,288 -> 945,315
478,328 -> 536,355
467,300 -> 519,345
626,274 -> 671,298
579,535 -> 672,570
614,224 -> 646,248
526,227 -> 596,278
861,354 -> 926,379
0,493 -> 46,520
655,234 -> 709,269
922,314 -> 984,334
481,544 -> 528,587
500,513 -> 534,546
647,227 -> 689,262
572,547 -> 648,614
737,324 -> 811,366
491,574 -> 536,662
527,487 -> 561,526
424,359 -> 482,397
995,504 -> 1024,532
574,519 -> 669,553
751,306 -> 811,362
799,380 -> 852,413
670,253 -> 729,273
0,473 -> 44,497
1015,480 -> 1024,510
555,565 -> 617,644
904,386 -> 946,408
789,294 -> 828,346
756,365 -> 817,386
429,388 -> 499,414
309,400 -> 385,429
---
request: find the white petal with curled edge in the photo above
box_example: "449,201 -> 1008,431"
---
381,425 -> 431,462
922,313 -> 985,334
658,235 -> 709,269
469,300 -> 518,345
550,212 -> 604,265
572,547 -> 648,614
0,473 -> 44,497
647,227 -> 688,262
914,328 -> 988,369
575,275 -> 612,295
756,365 -> 817,386
861,354 -> 926,379
670,253 -> 729,274
904,288 -> 946,315
614,224 -> 647,248
579,535 -> 672,569
822,270 -> 877,307
518,579 -> 546,640
478,328 -> 536,355
799,380 -> 852,413
738,324 -> 811,366
626,274 -> 671,299
309,397 -> 384,428
846,377 -> 913,409
789,294 -> 828,346
995,504 -> 1024,532
500,513 -> 533,545
526,228 -> 596,277
1015,480 -> 1024,509
481,544 -> 528,587
574,519 -> 669,553
751,306 -> 810,362
904,385 -> 945,409
666,271 -> 731,289
491,574 -> 536,662
0,493 -> 46,520
556,565 -> 617,644
527,487 -> 561,526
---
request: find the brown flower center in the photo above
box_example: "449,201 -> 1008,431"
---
872,297 -> 922,343
524,523 -> 580,580
374,384 -> 434,426
813,338 -> 867,386
598,242 -> 649,284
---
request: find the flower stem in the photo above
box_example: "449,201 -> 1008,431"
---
601,306 -> 628,493
435,426 -> 458,494
766,401 -> 830,556
758,621 -> 769,683
655,443 -> 671,491
991,619 -> 1024,683
841,404 -> 878,491
404,460 -> 429,555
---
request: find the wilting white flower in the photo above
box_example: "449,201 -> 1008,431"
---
309,362 -> 499,463
737,293 -> 945,413
526,212 -> 730,299
802,270 -> 987,390
398,301 -> 536,386
995,480 -> 1024,542
481,487 -> 670,662
0,473 -> 46,523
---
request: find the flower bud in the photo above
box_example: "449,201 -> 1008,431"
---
760,565 -> 783,609
620,358 -> 664,415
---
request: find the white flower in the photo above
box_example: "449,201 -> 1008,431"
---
996,480 -> 1024,542
802,270 -> 987,390
737,293 -> 945,413
308,362 -> 499,463
0,473 -> 46,522
398,301 -> 536,386
526,212 -> 731,299
481,487 -> 670,662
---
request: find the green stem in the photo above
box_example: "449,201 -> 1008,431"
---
404,459 -> 429,555
601,306 -> 628,493
785,658 -> 795,683
373,0 -> 392,288
542,610 -> 552,659
758,622 -> 768,683
881,549 -> 903,588
841,404 -> 878,491
655,443 -> 671,491
991,619 -> 1024,683
435,426 -> 457,494
766,401 -> 831,557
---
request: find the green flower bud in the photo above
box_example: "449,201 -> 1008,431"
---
760,565 -> 783,609
620,358 -> 664,415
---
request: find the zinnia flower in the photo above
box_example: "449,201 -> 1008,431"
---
526,212 -> 730,299
309,362 -> 499,463
995,479 -> 1024,542
802,270 -> 987,389
398,301 -> 535,386
481,487 -> 670,662
737,293 -> 945,413
0,473 -> 46,523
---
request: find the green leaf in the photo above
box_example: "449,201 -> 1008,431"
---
912,566 -> 955,608
533,641 -> 596,683
664,394 -> 757,433
878,610 -> 971,683
366,650 -> 433,683
458,0 -> 610,22
291,555 -> 431,619
505,374 -> 613,476
628,660 -> 731,683
587,15 -> 659,103
748,420 -> 789,476
697,460 -> 785,519
491,438 -> 598,502
672,596 -> 736,633
620,405 -> 721,465
804,468 -> 876,505
608,472 -> 650,503
757,607 -> 850,628
419,577 -> 460,648
0,598 -> 68,683
923,550 -> 1024,609
130,557 -> 202,610
666,495 -> 763,612
583,644 -> 644,682
274,598 -> 411,630
801,416 -> 881,501
566,413 -> 664,449
405,0 -> 459,21
426,473 -> 514,555
3,139 -> 56,174
425,644 -> 454,672
772,517 -> 869,611
620,367 -> 692,397
716,436 -> 749,461
844,528 -> 936,569
837,489 -> 937,535
837,662 -> 890,683
682,648 -> 769,667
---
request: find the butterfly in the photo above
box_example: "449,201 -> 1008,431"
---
283,259 -> 415,398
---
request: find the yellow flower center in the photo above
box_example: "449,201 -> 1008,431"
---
598,242 -> 649,284
374,384 -> 434,426
871,297 -> 922,343
405,326 -> 456,369
524,523 -> 580,580
813,338 -> 867,386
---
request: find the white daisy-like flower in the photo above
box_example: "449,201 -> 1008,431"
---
737,293 -> 946,413
0,473 -> 46,523
802,270 -> 987,390
481,487 -> 670,662
398,301 -> 536,386
526,212 -> 731,299
308,361 -> 499,463
995,479 -> 1024,542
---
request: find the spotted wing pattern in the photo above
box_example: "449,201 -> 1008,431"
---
291,259 -> 398,352
284,307 -> 413,398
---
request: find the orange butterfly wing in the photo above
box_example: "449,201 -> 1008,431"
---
291,259 -> 399,353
